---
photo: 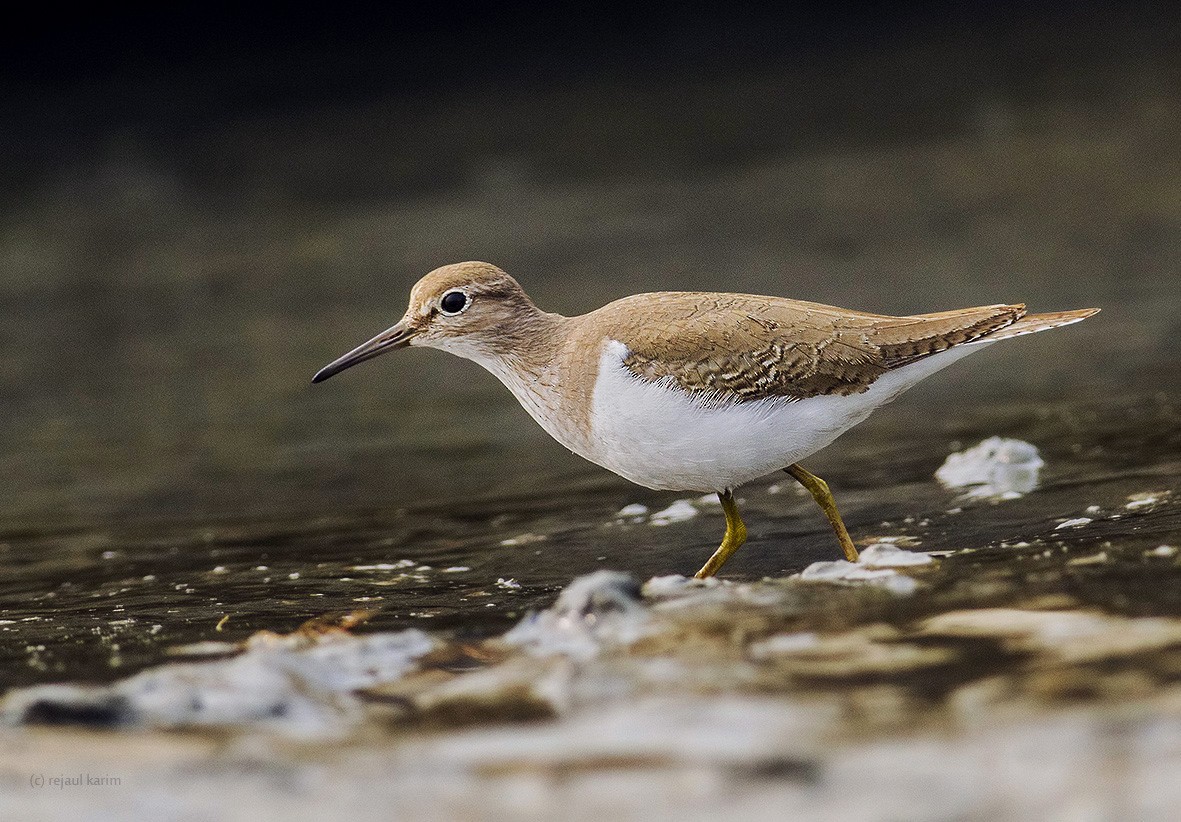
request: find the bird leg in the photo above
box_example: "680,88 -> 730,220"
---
694,489 -> 748,578
784,463 -> 860,562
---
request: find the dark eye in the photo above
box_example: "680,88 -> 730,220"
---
439,290 -> 469,315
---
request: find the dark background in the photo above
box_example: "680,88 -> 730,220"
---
4,2 -> 1175,191
7,3 -> 1134,86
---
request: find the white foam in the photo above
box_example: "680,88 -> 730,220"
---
615,503 -> 649,518
1126,491 -> 1170,509
648,499 -> 699,526
641,574 -> 724,599
502,571 -> 649,659
796,560 -> 919,595
935,436 -> 1044,499
2,629 -> 435,738
858,543 -> 935,568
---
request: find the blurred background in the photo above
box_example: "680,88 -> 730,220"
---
1,2 -> 1179,683
2,0 -> 1178,526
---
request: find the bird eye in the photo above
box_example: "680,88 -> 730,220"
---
439,290 -> 469,315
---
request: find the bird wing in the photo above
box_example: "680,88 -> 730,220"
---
602,292 -> 1025,402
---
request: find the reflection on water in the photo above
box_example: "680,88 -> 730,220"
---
1,41 -> 1179,693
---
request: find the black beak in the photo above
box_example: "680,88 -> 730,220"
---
312,321 -> 415,383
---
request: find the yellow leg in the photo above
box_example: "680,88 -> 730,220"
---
694,490 -> 748,579
785,463 -> 860,562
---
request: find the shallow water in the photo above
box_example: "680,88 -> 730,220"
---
3,381 -> 1177,689
2,82 -> 1181,689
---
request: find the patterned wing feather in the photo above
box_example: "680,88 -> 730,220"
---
610,293 -> 1026,402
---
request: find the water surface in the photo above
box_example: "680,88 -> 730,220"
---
1,35 -> 1179,693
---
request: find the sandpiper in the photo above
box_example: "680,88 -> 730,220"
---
313,261 -> 1098,578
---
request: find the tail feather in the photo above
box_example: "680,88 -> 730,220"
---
872,303 -> 1026,367
969,307 -> 1100,343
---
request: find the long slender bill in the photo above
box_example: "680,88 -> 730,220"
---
312,321 -> 415,383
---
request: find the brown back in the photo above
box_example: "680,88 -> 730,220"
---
582,293 -> 1027,402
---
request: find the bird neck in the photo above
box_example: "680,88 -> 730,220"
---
480,306 -> 569,378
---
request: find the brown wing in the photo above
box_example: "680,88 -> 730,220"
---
604,293 -> 1025,402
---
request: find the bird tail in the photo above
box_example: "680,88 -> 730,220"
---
970,307 -> 1100,343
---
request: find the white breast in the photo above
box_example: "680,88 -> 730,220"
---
586,339 -> 991,492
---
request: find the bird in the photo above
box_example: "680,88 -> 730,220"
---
313,261 -> 1098,578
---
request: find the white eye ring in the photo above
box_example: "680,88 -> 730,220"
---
439,289 -> 470,315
